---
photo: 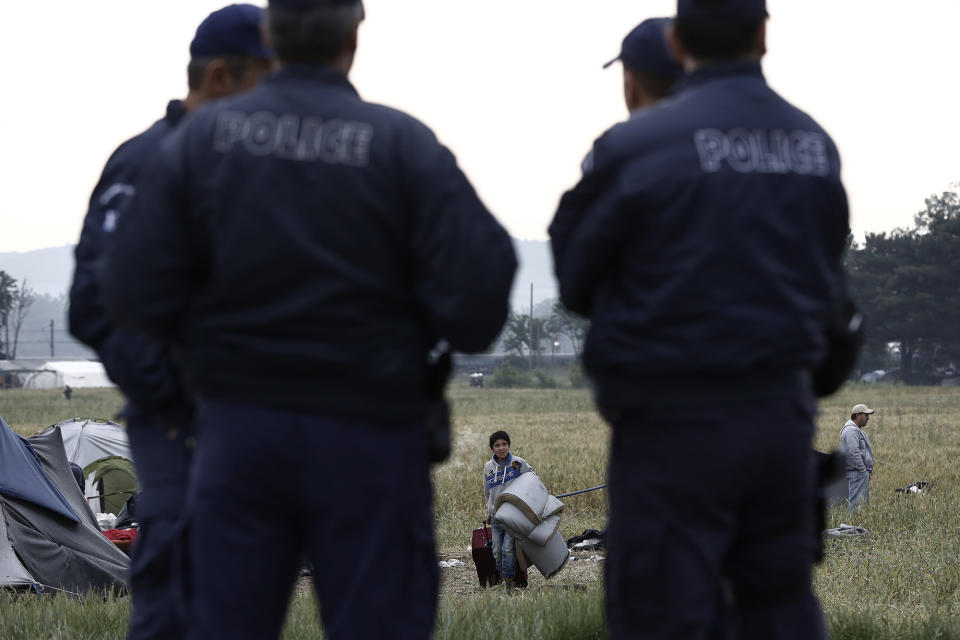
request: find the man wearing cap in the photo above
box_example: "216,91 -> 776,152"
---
603,18 -> 685,115
102,1 -> 516,638
550,0 -> 848,637
69,5 -> 270,639
842,404 -> 876,509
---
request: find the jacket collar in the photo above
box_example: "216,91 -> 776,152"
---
676,60 -> 765,93
265,64 -> 360,97
492,453 -> 513,466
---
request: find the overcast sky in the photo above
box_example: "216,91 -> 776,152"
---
1,0 -> 958,253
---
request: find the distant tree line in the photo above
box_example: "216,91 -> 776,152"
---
0,271 -> 36,359
500,300 -> 589,366
846,190 -> 960,384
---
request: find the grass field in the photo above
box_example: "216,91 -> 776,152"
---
2,382 -> 959,638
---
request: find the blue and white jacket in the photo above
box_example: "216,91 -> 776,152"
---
484,453 -> 532,518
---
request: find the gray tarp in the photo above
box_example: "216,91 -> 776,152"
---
0,426 -> 129,593
0,509 -> 33,587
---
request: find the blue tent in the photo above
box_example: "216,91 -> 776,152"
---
0,417 -> 80,522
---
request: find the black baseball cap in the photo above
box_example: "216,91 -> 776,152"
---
603,17 -> 683,81
269,0 -> 361,9
189,4 -> 271,59
677,0 -> 768,20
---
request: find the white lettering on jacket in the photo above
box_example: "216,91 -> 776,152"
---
213,110 -> 374,167
693,128 -> 831,176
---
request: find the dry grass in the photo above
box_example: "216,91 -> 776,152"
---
3,383 -> 960,638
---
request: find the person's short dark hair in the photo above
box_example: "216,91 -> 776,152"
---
673,17 -> 764,60
187,56 -> 263,91
851,412 -> 859,421
489,430 -> 510,449
625,68 -> 678,100
266,3 -> 364,65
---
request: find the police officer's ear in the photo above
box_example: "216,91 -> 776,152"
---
623,70 -> 641,113
201,59 -> 239,99
260,21 -> 274,58
665,23 -> 689,70
753,20 -> 767,59
340,18 -> 361,71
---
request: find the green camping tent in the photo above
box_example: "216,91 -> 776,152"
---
84,456 -> 138,516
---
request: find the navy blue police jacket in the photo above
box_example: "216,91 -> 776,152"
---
69,100 -> 193,420
549,62 -> 849,407
102,66 -> 517,423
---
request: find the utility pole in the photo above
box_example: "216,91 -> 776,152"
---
529,282 -> 534,370
49,319 -> 55,358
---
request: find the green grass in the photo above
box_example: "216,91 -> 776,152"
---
0,388 -> 126,435
0,591 -> 130,640
2,384 -> 960,638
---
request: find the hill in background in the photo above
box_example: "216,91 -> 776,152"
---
0,240 -> 558,359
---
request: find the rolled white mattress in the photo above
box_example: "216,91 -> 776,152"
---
526,514 -> 561,547
518,530 -> 570,579
541,494 -> 564,519
495,472 -> 549,525
493,502 -> 537,539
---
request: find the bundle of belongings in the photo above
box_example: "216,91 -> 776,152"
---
492,472 -> 569,578
895,480 -> 929,495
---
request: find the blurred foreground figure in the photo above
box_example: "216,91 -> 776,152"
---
549,0 -> 849,637
103,0 -> 516,638
69,5 -> 270,638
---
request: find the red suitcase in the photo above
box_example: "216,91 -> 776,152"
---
471,525 -> 527,588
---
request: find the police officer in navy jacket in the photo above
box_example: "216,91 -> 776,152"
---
69,6 -> 270,639
550,1 -> 846,637
103,1 -> 516,638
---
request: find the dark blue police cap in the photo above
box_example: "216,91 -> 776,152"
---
677,0 -> 767,21
189,4 -> 271,59
602,17 -> 683,81
269,0 -> 361,10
